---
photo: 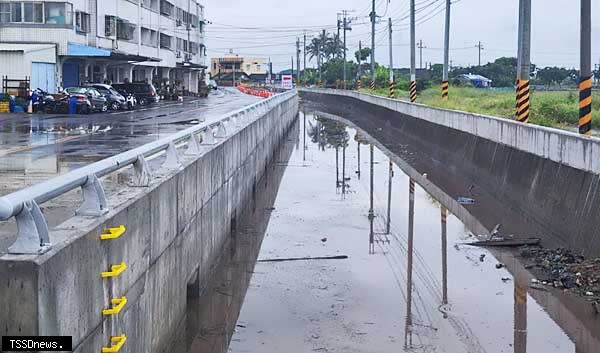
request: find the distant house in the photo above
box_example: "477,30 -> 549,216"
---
457,74 -> 493,88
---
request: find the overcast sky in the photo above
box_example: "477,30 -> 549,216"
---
203,0 -> 600,71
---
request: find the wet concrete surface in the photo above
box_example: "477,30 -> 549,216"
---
171,111 -> 596,353
0,88 -> 259,196
0,88 -> 259,253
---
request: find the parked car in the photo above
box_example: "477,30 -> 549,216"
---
64,87 -> 108,113
209,80 -> 218,90
112,83 -> 159,106
86,84 -> 127,111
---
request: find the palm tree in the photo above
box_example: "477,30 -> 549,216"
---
306,32 -> 345,66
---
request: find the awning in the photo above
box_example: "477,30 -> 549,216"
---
66,43 -> 161,62
176,62 -> 207,69
67,42 -> 111,57
0,43 -> 56,53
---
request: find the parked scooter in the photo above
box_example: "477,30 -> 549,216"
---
32,88 -> 69,113
123,92 -> 137,110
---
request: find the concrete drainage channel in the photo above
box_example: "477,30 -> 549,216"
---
0,90 -> 298,353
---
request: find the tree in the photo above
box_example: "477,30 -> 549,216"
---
306,32 -> 344,66
537,67 -> 572,88
354,47 -> 371,63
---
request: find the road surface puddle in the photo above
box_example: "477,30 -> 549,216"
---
170,110 -> 597,353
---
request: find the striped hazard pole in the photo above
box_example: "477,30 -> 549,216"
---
441,80 -> 449,100
579,0 -> 592,136
515,79 -> 530,123
370,80 -> 376,90
579,77 -> 593,136
389,80 -> 396,99
409,80 -> 417,103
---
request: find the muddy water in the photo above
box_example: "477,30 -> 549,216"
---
172,111 -> 596,353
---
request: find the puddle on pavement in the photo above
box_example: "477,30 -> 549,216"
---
170,110 -> 597,353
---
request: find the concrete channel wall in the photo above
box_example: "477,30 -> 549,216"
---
300,88 -> 600,256
0,92 -> 299,353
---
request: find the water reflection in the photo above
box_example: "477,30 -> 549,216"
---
171,110 -> 597,353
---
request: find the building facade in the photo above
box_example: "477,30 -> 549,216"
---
211,51 -> 266,77
0,0 -> 207,94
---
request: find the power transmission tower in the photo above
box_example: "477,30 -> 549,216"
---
516,0 -> 531,123
579,0 -> 592,135
476,41 -> 484,67
370,0 -> 376,88
409,0 -> 416,102
442,0 -> 451,100
417,40 -> 426,69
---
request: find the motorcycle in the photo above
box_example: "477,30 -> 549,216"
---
123,92 -> 137,110
32,88 -> 69,114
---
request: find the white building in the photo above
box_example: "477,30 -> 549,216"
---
0,0 -> 207,94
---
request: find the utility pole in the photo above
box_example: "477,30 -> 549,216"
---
337,14 -> 342,59
296,37 -> 301,86
342,11 -> 352,89
417,39 -> 425,69
357,40 -> 362,89
476,41 -> 484,67
370,0 -> 376,89
303,33 -> 307,84
388,17 -> 395,98
579,0 -> 592,135
515,0 -> 531,123
291,56 -> 294,83
442,0 -> 451,100
267,57 -> 272,85
409,0 -> 417,102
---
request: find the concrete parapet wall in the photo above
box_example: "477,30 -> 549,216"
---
304,88 -> 600,175
0,92 -> 299,353
300,89 -> 600,256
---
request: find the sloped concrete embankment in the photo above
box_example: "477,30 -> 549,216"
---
0,93 -> 299,353
300,89 -> 600,256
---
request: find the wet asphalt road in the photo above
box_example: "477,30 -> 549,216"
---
0,88 -> 260,196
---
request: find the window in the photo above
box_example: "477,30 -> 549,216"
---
160,33 -> 172,50
105,15 -> 116,37
76,11 -> 90,33
0,3 -> 10,23
117,19 -> 136,41
11,3 -> 22,22
45,2 -> 72,25
159,0 -> 173,17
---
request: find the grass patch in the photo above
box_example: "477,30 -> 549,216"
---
361,86 -> 599,130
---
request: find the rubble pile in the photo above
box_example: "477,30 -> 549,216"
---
520,247 -> 600,299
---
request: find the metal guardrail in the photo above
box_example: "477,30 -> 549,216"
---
0,89 -> 297,255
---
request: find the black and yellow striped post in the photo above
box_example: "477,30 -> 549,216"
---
356,79 -> 362,91
409,81 -> 417,102
579,76 -> 593,136
370,80 -> 376,90
441,80 -> 449,100
515,79 -> 530,123
389,81 -> 396,99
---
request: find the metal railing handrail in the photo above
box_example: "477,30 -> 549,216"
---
0,90 -> 296,222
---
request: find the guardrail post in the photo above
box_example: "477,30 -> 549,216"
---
8,200 -> 51,254
162,142 -> 182,169
215,122 -> 228,138
185,133 -> 202,155
201,129 -> 216,145
76,174 -> 109,217
131,155 -> 152,187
